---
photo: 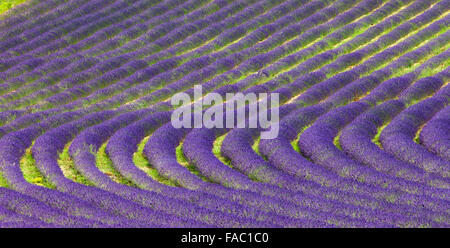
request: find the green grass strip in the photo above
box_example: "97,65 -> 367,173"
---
58,143 -> 94,186
212,133 -> 233,167
175,141 -> 213,183
133,136 -> 178,187
333,131 -> 343,150
372,123 -> 389,148
20,144 -> 56,188
0,171 -> 9,187
291,124 -> 311,154
96,143 -> 136,187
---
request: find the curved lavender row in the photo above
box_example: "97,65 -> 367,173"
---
338,100 -> 446,184
379,85 -> 450,177
145,122 -> 375,227
214,76 -> 450,217
161,58 -> 446,221
258,105 -> 438,218
188,49 -> 446,197
68,110 -> 287,227
0,108 -> 170,227
2,0 -> 440,193
420,105 -> 450,160
184,119 -> 443,226
266,54 -> 448,162
177,79 -> 448,226
96,118 -> 344,227
0,0 -> 448,227
105,111 -> 338,227
30,109 -> 211,227
299,99 -> 446,194
100,105 -> 340,226
298,101 -> 450,201
336,65 -> 450,180
226,125 -> 449,225
264,47 -> 450,188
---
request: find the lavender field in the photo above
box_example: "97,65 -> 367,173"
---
0,0 -> 448,228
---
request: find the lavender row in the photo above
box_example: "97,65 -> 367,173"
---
140,0 -> 302,66
0,0 -> 267,109
28,109 -> 212,227
419,104 -> 450,161
379,85 -> 450,177
283,25 -> 450,107
0,4 -> 442,140
0,0 -> 67,33
74,0 -> 371,112
0,0 -> 358,112
0,0 -> 92,48
0,0 -> 205,85
2,0 -> 145,57
0,108 -> 172,227
33,108 -> 283,227
182,116 -> 445,226
143,123 -> 377,227
16,0 -> 338,113
0,0 -> 159,75
260,0 -> 420,77
69,109 -> 335,227
241,0 -> 447,104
